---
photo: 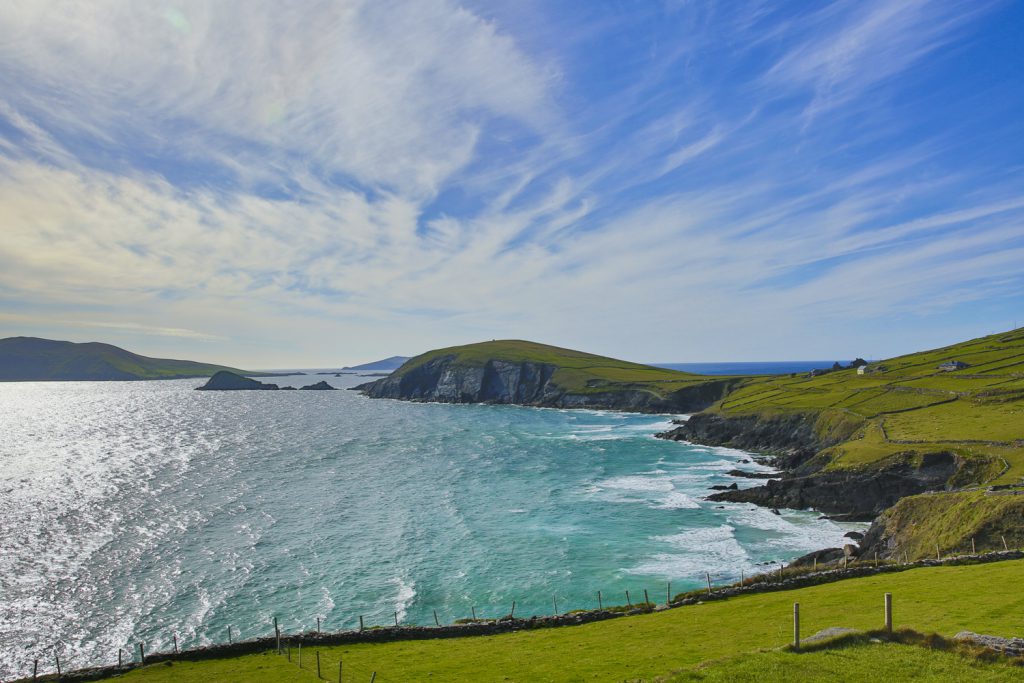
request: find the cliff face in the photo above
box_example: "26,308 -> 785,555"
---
658,412 -> 966,521
357,356 -> 738,413
657,412 -> 828,470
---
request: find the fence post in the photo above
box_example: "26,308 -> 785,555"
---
298,644 -> 302,669
936,544 -> 940,561
793,602 -> 800,650
118,649 -> 122,668
667,582 -> 671,605
626,590 -> 631,607
228,625 -> 232,644
33,658 -> 38,679
55,652 -> 61,679
139,642 -> 145,665
359,615 -> 364,631
552,595 -> 558,616
173,634 -> 178,654
471,606 -> 476,621
643,589 -> 649,606
510,601 -> 516,619
597,591 -> 602,610
884,592 -> 893,633
813,557 -> 817,572
274,617 -> 280,653
339,657 -> 343,683
1002,535 -> 1009,551
433,610 -> 440,627
317,650 -> 321,679
706,572 -> 713,594
971,537 -> 976,554
370,672 -> 376,683
317,617 -> 321,634
395,611 -> 399,626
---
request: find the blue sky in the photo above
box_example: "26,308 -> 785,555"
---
0,0 -> 1022,367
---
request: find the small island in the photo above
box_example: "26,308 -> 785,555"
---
196,371 -> 336,391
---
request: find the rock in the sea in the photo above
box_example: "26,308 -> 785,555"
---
196,371 -> 279,391
727,469 -> 776,479
710,483 -> 739,491
843,531 -> 865,541
300,381 -> 336,390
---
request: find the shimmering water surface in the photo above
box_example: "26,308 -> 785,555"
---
0,375 -> 862,677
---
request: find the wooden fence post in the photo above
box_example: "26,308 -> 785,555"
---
433,610 -> 440,626
667,582 -> 671,605
298,644 -> 302,668
32,658 -> 38,679
395,611 -> 399,626
317,617 -> 321,634
173,634 -> 178,654
55,652 -> 61,679
1002,535 -> 1009,551
139,642 -> 145,665
552,595 -> 558,616
359,615 -> 364,631
274,617 -> 280,653
706,572 -> 712,594
338,657 -> 343,683
471,606 -> 476,621
118,649 -> 122,668
370,672 -> 376,683
317,650 -> 321,678
936,544 -> 941,561
793,602 -> 800,650
626,590 -> 631,607
643,589 -> 650,606
884,592 -> 892,633
228,625 -> 232,644
597,591 -> 602,610
971,538 -> 976,554
510,601 -> 516,619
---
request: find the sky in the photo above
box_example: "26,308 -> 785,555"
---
0,0 -> 1022,368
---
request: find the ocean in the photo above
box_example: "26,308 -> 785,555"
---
0,374 -> 862,677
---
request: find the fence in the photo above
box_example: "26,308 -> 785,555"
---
13,544 -> 1023,683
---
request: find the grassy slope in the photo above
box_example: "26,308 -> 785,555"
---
666,639 -> 1022,682
0,337 -> 251,381
114,560 -> 1024,683
391,339 -> 722,398
711,328 -> 1024,483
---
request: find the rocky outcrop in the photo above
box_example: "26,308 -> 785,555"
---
196,371 -> 279,391
357,356 -> 740,413
657,412 -> 833,469
707,452 -> 961,520
300,381 -> 336,390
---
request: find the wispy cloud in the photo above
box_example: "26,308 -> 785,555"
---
0,0 -> 1020,365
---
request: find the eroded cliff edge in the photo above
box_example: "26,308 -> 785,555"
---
356,355 -> 741,413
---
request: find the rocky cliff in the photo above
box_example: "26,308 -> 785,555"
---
357,355 -> 739,413
658,412 -> 967,521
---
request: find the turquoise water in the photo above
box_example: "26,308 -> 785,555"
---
0,375 -> 861,677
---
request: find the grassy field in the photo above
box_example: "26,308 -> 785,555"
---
665,636 -> 1022,682
712,328 -> 1024,484
392,339 -> 725,397
109,559 -> 1024,683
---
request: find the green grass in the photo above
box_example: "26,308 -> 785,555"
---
664,635 -> 1022,682
112,559 -> 1024,682
392,339 -> 726,397
709,328 -> 1024,486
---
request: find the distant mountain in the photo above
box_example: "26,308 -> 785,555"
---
0,336 -> 253,381
341,355 -> 410,372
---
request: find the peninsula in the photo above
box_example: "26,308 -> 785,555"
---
0,336 -> 263,381
355,339 -> 743,413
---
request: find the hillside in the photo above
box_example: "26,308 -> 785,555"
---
37,558 -> 1024,682
659,328 -> 1024,559
0,337 -> 253,381
357,339 -> 744,412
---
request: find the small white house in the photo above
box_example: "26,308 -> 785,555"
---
857,365 -> 868,375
